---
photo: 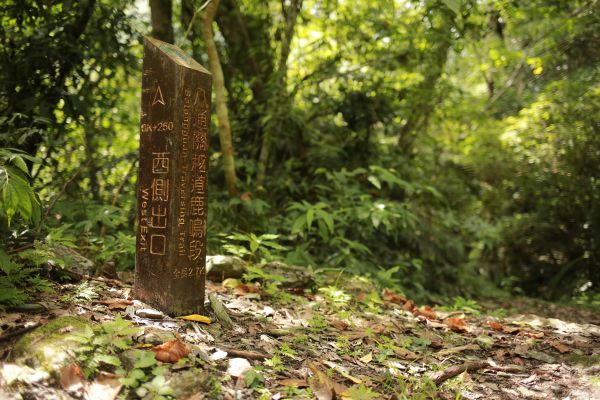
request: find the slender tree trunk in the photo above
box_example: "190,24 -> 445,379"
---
202,0 -> 238,197
149,0 -> 174,43
256,0 -> 303,186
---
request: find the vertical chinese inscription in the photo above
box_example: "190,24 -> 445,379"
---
135,37 -> 212,316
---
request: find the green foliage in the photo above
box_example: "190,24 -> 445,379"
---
439,297 -> 483,315
243,368 -> 265,389
344,384 -> 381,400
70,314 -> 139,377
1,0 -> 599,304
0,148 -> 40,226
224,232 -> 287,262
0,247 -> 53,308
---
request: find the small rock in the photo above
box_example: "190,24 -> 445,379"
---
10,316 -> 93,374
227,358 -> 251,377
135,309 -> 164,319
1,363 -> 50,385
139,328 -> 175,345
206,255 -> 247,281
210,349 -> 228,361
527,350 -> 555,363
169,369 -> 210,399
262,306 -> 275,317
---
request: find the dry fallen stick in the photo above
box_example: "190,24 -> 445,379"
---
0,322 -> 42,343
430,360 -> 525,385
219,346 -> 270,360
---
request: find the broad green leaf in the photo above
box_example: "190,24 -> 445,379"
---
291,215 -> 306,234
259,234 -> 279,240
443,0 -> 461,15
97,354 -> 122,367
10,155 -> 29,174
306,207 -> 314,229
250,239 -> 259,253
367,175 -> 381,190
316,209 -> 334,233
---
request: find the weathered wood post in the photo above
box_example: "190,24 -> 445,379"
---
135,37 -> 211,315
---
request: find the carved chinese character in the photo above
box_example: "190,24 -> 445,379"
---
150,234 -> 166,255
152,151 -> 170,174
191,176 -> 205,194
188,240 -> 203,260
150,204 -> 168,228
189,218 -> 205,238
151,178 -> 169,201
191,153 -> 206,172
190,196 -> 204,216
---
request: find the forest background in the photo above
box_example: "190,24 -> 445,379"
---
1,0 -> 599,308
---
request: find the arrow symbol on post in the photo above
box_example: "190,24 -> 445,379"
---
152,85 -> 166,106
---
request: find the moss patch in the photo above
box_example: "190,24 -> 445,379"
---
565,353 -> 600,368
11,316 -> 94,374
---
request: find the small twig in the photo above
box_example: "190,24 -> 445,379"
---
430,360 -> 525,385
182,0 -> 212,43
63,268 -> 125,287
441,311 -> 466,319
0,322 -> 42,343
430,360 -> 490,385
7,243 -> 34,254
218,346 -> 270,360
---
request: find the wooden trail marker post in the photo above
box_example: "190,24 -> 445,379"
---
135,37 -> 211,315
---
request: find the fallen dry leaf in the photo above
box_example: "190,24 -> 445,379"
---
382,288 -> 407,305
359,352 -> 373,363
278,378 -> 309,388
445,317 -> 469,333
330,319 -> 349,331
97,299 -> 133,311
550,341 -> 570,354
205,281 -> 228,293
86,372 -> 122,400
402,300 -> 415,312
501,325 -> 522,334
308,361 -> 348,400
394,347 -> 420,360
234,283 -> 260,296
487,320 -> 503,331
60,363 -> 85,394
322,360 -> 363,384
178,314 -> 212,324
413,306 -> 437,320
519,329 -> 544,339
151,339 -> 191,363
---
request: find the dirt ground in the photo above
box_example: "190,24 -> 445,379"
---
1,274 -> 599,399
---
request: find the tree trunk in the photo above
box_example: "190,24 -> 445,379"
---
202,0 -> 238,197
256,0 -> 303,186
149,0 -> 174,43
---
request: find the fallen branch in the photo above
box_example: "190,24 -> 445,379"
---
63,268 -> 124,287
430,360 -> 525,385
218,346 -> 270,360
0,322 -> 42,343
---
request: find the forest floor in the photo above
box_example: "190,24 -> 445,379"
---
1,262 -> 600,400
